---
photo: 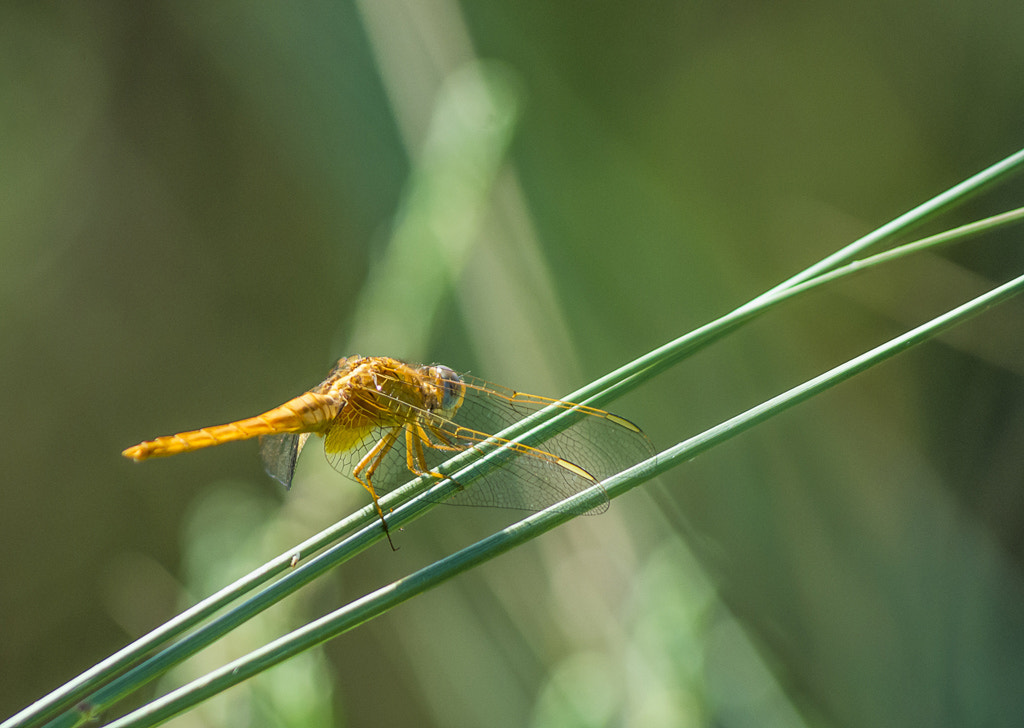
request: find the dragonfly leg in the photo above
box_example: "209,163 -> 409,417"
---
404,423 -> 449,479
417,422 -> 461,455
352,427 -> 402,550
403,422 -> 468,497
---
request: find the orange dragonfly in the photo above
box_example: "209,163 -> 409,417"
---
123,356 -> 653,545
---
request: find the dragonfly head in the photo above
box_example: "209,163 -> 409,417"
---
426,365 -> 466,418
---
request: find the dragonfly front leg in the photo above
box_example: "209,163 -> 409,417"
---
403,421 -> 470,500
405,420 -> 464,478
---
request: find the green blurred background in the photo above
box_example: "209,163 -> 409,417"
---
3,2 -> 1023,726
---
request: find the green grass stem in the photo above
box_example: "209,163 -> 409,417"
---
99,270 -> 1024,728
6,148 -> 1022,728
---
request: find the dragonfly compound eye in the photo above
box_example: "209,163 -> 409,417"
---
430,365 -> 466,417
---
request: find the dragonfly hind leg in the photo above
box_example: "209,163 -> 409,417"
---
352,427 -> 403,550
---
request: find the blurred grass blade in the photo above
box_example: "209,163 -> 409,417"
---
96,271 -> 1024,728
343,60 -> 520,359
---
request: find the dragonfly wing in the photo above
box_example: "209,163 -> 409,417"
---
432,379 -> 655,514
259,432 -> 310,489
316,372 -> 654,516
438,433 -> 611,515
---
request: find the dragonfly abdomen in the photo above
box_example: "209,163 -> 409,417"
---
122,391 -> 338,461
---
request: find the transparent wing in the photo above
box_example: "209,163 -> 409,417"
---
319,373 -> 654,515
259,432 -> 310,489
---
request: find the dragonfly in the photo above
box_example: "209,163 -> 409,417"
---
123,355 -> 653,547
